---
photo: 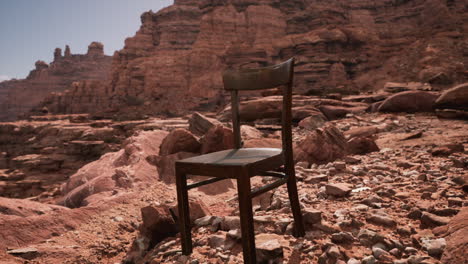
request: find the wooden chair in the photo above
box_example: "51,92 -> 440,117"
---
175,58 -> 304,263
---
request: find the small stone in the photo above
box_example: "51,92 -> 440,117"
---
421,238 -> 446,258
326,183 -> 352,197
220,216 -> 240,231
404,247 -> 418,254
447,197 -> 463,207
389,248 -> 400,257
7,247 -> 38,255
367,213 -> 396,227
372,247 -> 388,259
305,174 -> 328,183
255,234 -> 284,263
208,234 -> 225,249
408,208 -> 422,220
420,212 -> 450,228
331,232 -> 354,243
361,255 -> 376,264
347,258 -> 361,264
326,244 -> 341,258
303,209 -> 322,225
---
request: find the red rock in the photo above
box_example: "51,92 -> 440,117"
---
435,83 -> 468,110
431,143 -> 464,156
59,130 -> 168,208
188,112 -> 221,136
294,124 -> 348,165
377,91 -> 439,113
325,183 -> 352,197
159,129 -> 201,156
347,136 -> 380,155
0,197 -> 67,217
154,152 -> 198,184
200,125 -> 234,154
0,43 -> 112,121
319,105 -> 367,120
441,207 -> 468,264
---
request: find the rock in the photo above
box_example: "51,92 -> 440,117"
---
0,42 -> 112,121
208,234 -> 226,249
220,216 -> 241,231
159,129 -> 201,156
331,232 -> 354,243
383,82 -> 431,93
294,124 -> 348,165
377,91 -> 439,113
434,83 -> 468,110
430,143 -> 464,156
240,125 -> 264,140
319,105 -> 367,120
347,136 -> 380,155
303,209 -> 322,225
0,197 -> 67,217
139,205 -> 178,247
188,112 -> 221,136
255,234 -> 284,263
153,152 -> 198,184
325,183 -> 352,197
170,198 -> 211,224
60,130 -> 168,208
298,114 -> 327,130
361,256 -> 376,264
420,212 -> 450,228
421,238 -> 446,258
367,214 -> 397,227
200,125 -> 234,154
372,247 -> 389,259
441,207 -> 468,264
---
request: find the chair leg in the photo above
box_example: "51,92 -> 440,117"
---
175,168 -> 192,255
286,165 -> 305,237
237,174 -> 256,264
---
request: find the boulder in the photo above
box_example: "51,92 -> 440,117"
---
441,207 -> 468,264
159,129 -> 201,156
347,136 -> 380,155
153,152 -> 198,184
298,114 -> 327,130
60,130 -> 168,208
188,112 -> 222,136
434,83 -> 468,110
294,124 -> 348,165
378,91 -> 439,113
200,125 -> 234,154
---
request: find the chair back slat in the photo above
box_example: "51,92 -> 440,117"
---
223,58 -> 294,91
223,58 -> 295,155
230,90 -> 242,149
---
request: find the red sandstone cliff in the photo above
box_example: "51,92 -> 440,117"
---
0,42 -> 112,121
34,0 -> 468,117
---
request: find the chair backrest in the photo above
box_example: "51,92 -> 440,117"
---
222,58 -> 295,159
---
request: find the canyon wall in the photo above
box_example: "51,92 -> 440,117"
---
0,42 -> 112,121
29,0 -> 468,117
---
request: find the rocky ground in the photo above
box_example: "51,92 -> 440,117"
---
0,84 -> 467,264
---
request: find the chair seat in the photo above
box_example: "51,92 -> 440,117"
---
177,148 -> 283,167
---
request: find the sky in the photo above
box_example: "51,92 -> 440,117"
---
0,0 -> 173,80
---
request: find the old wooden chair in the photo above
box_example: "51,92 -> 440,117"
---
175,58 -> 304,263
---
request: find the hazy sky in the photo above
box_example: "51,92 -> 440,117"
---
0,0 -> 173,80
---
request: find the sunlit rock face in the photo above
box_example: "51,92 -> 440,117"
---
33,0 -> 468,117
0,42 -> 112,121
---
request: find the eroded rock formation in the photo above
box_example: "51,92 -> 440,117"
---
0,42 -> 112,121
36,0 -> 468,118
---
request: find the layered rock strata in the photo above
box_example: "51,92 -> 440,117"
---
0,42 -> 112,121
38,0 -> 468,117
